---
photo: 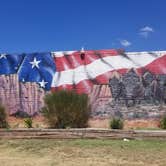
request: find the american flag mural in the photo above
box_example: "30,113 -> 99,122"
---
0,52 -> 55,91
0,49 -> 166,117
51,49 -> 166,93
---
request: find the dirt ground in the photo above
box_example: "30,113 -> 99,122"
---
0,139 -> 166,166
7,116 -> 160,130
88,118 -> 160,129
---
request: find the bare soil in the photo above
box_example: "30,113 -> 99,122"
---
8,116 -> 160,129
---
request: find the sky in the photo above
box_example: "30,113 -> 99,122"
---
0,0 -> 166,53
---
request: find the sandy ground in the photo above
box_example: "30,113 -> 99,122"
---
0,139 -> 166,166
7,116 -> 160,129
88,118 -> 160,129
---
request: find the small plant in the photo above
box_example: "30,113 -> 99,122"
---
24,118 -> 33,128
0,104 -> 9,128
159,116 -> 166,129
110,118 -> 123,129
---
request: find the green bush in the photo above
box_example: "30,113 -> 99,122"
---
0,104 -> 9,128
159,116 -> 166,129
110,118 -> 123,129
41,90 -> 91,128
24,118 -> 33,128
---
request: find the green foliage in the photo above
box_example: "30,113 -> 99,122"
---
0,104 -> 9,128
24,118 -> 33,128
42,90 -> 91,128
159,116 -> 166,129
110,118 -> 123,129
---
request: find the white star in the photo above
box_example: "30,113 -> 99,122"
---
39,79 -> 48,88
0,54 -> 7,59
22,78 -> 25,82
30,57 -> 41,68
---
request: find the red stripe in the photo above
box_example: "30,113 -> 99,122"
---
144,54 -> 166,74
54,49 -> 119,71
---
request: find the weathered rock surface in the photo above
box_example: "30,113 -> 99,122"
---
90,84 -> 166,119
89,84 -> 112,115
0,68 -> 166,120
0,74 -> 45,116
90,69 -> 166,119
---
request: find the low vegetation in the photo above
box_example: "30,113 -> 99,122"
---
0,104 -> 9,128
0,139 -> 166,166
159,115 -> 166,129
41,90 -> 91,128
110,118 -> 123,129
24,118 -> 33,128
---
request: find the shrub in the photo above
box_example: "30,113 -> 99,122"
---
0,104 -> 9,128
159,116 -> 166,129
41,90 -> 91,128
110,118 -> 123,129
24,118 -> 33,128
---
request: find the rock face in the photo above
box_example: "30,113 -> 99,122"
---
89,84 -> 112,113
122,69 -> 144,100
1,69 -> 166,120
90,69 -> 166,119
0,74 -> 45,116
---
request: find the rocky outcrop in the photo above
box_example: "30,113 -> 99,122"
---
0,68 -> 166,120
90,69 -> 166,119
89,84 -> 112,116
0,74 -> 45,116
90,84 -> 166,119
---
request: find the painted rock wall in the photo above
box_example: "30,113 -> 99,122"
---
0,49 -> 166,120
90,69 -> 166,119
0,74 -> 45,116
0,52 -> 55,117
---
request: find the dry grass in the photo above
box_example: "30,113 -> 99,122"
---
0,139 -> 166,166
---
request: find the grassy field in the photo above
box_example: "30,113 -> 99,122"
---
0,139 -> 166,166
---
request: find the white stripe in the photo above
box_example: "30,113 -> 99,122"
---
51,52 -> 166,87
51,51 -> 76,57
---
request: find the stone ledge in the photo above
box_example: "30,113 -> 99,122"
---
0,128 -> 166,140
